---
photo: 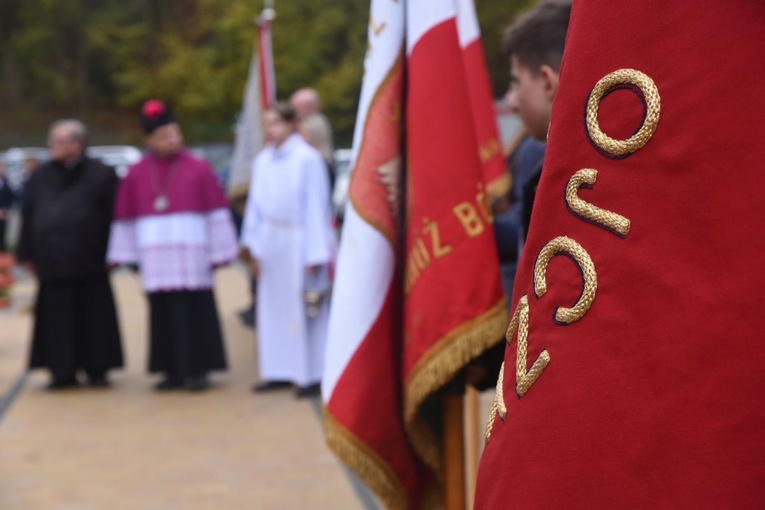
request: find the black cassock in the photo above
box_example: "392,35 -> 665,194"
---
17,157 -> 123,378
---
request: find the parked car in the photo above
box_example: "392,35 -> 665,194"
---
190,144 -> 233,189
332,148 -> 353,222
87,145 -> 143,178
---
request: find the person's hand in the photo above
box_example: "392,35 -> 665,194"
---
0,209 -> 7,220
249,258 -> 260,278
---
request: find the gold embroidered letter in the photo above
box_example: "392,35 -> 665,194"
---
423,221 -> 452,259
453,202 -> 485,238
508,296 -> 550,398
534,236 -> 597,324
484,361 -> 507,443
566,169 -> 631,236
585,69 -> 660,158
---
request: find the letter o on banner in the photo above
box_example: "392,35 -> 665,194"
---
585,69 -> 661,158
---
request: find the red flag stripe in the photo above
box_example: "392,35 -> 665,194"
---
258,19 -> 276,109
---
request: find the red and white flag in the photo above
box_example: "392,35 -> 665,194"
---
322,1 -> 506,508
228,8 -> 276,197
258,10 -> 276,109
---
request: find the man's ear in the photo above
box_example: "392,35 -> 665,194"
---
539,64 -> 560,100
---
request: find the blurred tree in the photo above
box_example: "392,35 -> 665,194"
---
0,0 -> 532,145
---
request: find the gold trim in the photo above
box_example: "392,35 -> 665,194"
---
585,68 -> 660,157
403,299 -> 507,471
565,168 -> 630,236
534,236 -> 597,324
324,408 -> 410,510
485,173 -> 512,204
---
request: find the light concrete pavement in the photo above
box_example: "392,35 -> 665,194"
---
0,266 -> 369,510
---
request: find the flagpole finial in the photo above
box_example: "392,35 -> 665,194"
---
259,0 -> 275,22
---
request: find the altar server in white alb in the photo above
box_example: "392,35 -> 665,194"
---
241,102 -> 335,398
108,100 -> 239,392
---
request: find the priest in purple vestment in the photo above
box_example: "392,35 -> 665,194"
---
107,100 -> 239,391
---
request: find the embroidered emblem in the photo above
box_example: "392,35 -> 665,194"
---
534,236 -> 597,325
376,157 -> 401,215
565,169 -> 631,237
585,69 -> 660,158
484,361 -> 507,443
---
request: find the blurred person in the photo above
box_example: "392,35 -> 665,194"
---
0,160 -> 16,252
18,156 -> 40,206
107,100 -> 238,392
17,119 -> 123,389
492,130 -> 545,301
241,102 -> 335,398
502,0 -> 570,238
290,88 -> 334,164
299,113 -> 336,194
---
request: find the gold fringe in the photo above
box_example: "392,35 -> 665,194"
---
403,299 -> 508,472
485,173 -> 512,204
323,408 -> 410,510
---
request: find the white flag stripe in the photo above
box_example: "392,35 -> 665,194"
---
322,205 -> 396,400
349,0 -> 404,173
228,54 -> 263,193
456,0 -> 481,48
406,0 -> 455,55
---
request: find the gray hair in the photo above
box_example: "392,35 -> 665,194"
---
300,113 -> 334,162
50,119 -> 88,146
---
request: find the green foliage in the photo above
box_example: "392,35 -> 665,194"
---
0,0 -> 532,145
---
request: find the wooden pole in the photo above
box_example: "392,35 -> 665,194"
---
464,387 -> 480,509
444,394 -> 466,510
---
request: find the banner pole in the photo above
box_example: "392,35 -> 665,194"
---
444,393 -> 467,510
465,386 -> 480,508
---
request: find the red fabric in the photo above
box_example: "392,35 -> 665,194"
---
461,39 -> 506,189
404,19 -> 504,383
258,19 -> 276,109
326,51 -> 433,508
327,282 -> 433,508
475,1 -> 765,508
325,7 -> 505,509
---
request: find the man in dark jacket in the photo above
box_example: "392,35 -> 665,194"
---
17,119 -> 123,389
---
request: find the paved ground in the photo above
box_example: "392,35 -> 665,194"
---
0,266 -> 372,510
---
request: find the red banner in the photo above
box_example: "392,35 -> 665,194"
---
477,1 -> 765,508
403,3 -> 506,473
